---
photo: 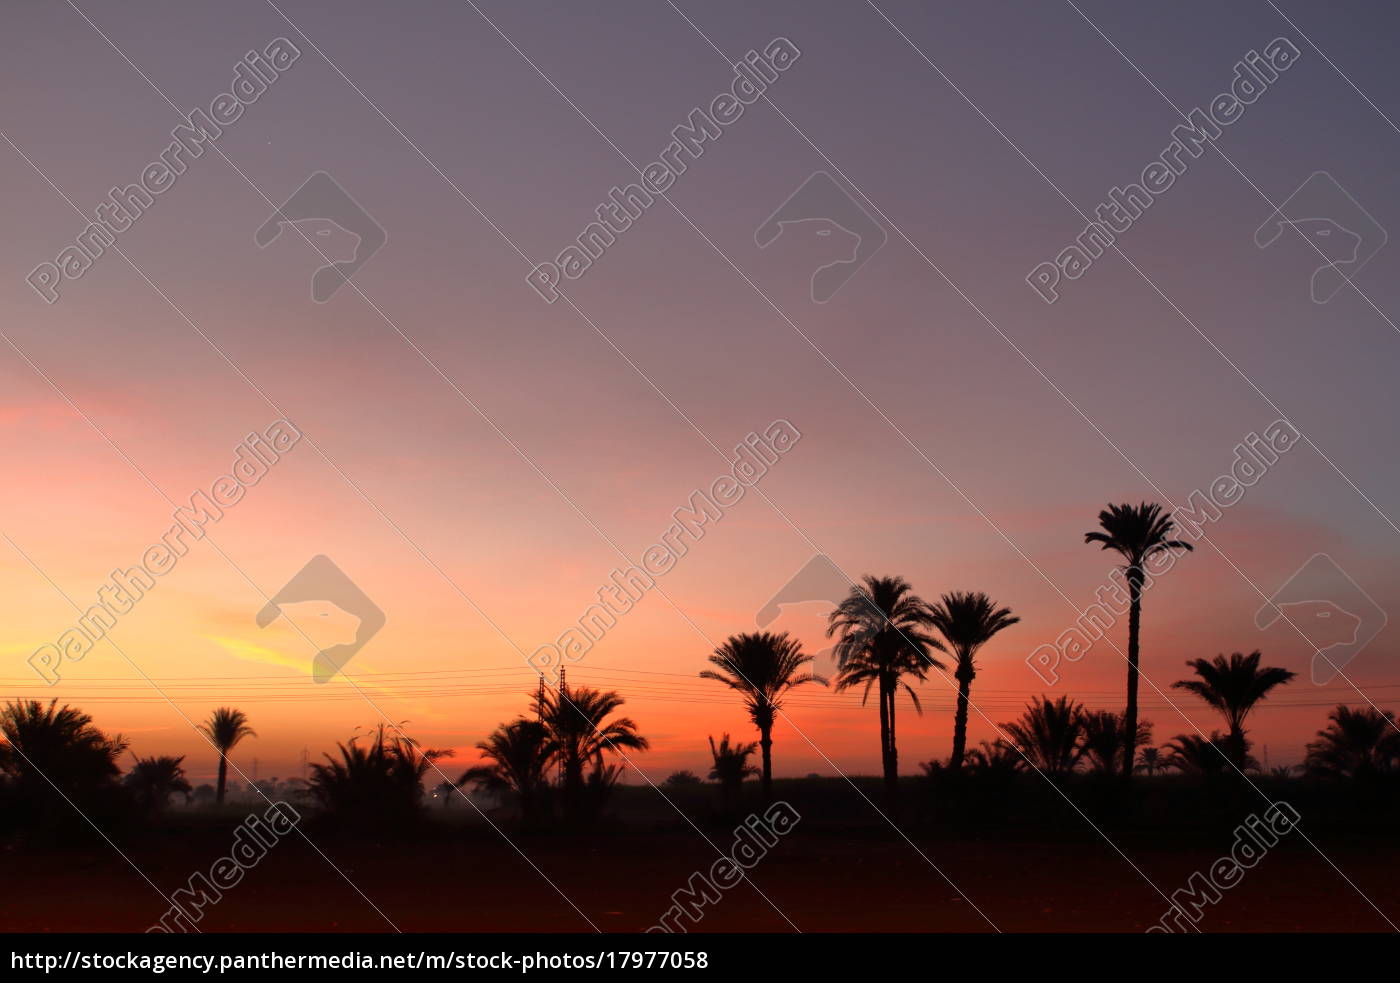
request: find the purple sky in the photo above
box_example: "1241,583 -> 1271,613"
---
3,0 -> 1400,785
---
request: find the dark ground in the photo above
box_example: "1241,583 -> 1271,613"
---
3,777 -> 1397,933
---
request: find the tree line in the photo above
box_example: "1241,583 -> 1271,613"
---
2,503 -> 1397,835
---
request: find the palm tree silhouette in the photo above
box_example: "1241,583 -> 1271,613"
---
708,733 -> 760,814
1080,710 -> 1151,775
125,755 -> 192,817
198,707 -> 256,805
458,718 -> 553,824
1001,696 -> 1085,776
307,724 -> 450,825
533,682 -> 648,821
1172,651 -> 1295,770
0,699 -> 128,814
701,631 -> 826,798
964,739 -> 1021,775
1136,745 -> 1163,777
926,591 -> 1019,771
827,575 -> 945,800
1085,502 -> 1194,776
1164,732 -> 1252,774
1305,705 -> 1400,778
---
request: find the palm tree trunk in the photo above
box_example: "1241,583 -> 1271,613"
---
216,753 -> 229,804
951,668 -> 973,771
564,754 -> 585,821
1123,566 -> 1143,779
883,680 -> 899,800
1228,725 -> 1246,771
877,679 -> 893,798
759,725 -> 773,801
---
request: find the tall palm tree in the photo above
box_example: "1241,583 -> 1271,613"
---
1305,705 -> 1400,778
700,631 -> 826,798
827,575 -> 946,800
125,755 -> 193,817
1172,651 -> 1295,770
1085,502 -> 1194,776
457,718 -> 553,824
198,707 -> 256,805
1000,696 -> 1086,776
926,591 -> 1019,771
533,682 -> 648,821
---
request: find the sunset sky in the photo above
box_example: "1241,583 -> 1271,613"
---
3,0 -> 1400,789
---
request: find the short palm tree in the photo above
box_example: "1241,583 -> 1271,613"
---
533,683 -> 647,821
1000,696 -> 1085,776
701,631 -> 826,798
1305,705 -> 1400,778
0,699 -> 127,811
1085,502 -> 1194,776
665,770 -> 703,786
125,755 -> 192,816
964,739 -> 1021,776
1136,746 -> 1163,777
828,575 -> 946,800
1164,732 -> 1252,774
198,707 -> 256,805
457,718 -> 553,823
708,733 -> 760,813
1172,651 -> 1295,770
1080,710 -> 1151,775
307,724 -> 451,826
926,591 -> 1019,771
